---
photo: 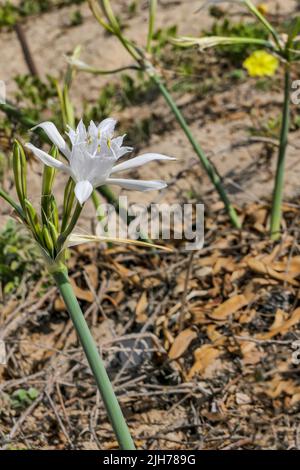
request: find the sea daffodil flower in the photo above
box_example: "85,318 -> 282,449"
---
26,119 -> 174,205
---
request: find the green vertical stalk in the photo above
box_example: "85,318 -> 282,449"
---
270,66 -> 291,240
52,269 -> 136,450
146,0 -> 157,53
148,71 -> 241,229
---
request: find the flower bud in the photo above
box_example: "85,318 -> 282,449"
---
41,146 -> 57,224
42,225 -> 55,258
24,199 -> 43,242
13,140 -> 27,210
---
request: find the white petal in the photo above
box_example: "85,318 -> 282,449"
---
32,122 -> 71,159
110,139 -> 133,159
105,178 -> 167,191
99,118 -> 117,137
76,119 -> 87,142
66,125 -> 77,145
111,153 -> 175,174
25,143 -> 71,173
88,120 -> 98,138
74,180 -> 93,205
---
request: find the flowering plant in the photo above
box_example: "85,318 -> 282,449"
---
174,0 -> 300,239
0,117 -> 174,450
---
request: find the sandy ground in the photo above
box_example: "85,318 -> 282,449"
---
1,0 -> 299,225
2,1 -> 300,451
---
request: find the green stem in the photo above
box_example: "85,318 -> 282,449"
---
0,102 -> 36,128
270,66 -> 291,240
0,187 -> 25,220
57,202 -> 82,250
148,70 -> 241,229
52,269 -> 135,450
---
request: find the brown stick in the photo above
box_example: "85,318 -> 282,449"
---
14,23 -> 39,77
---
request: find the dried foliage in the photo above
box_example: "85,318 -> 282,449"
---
1,202 -> 300,449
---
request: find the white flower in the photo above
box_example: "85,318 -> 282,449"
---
26,119 -> 175,205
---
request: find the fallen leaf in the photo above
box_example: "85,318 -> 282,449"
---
188,344 -> 220,378
247,258 -> 299,286
206,324 -> 226,345
236,392 -> 251,405
209,294 -> 248,320
257,308 -> 300,340
70,278 -> 94,302
168,328 -> 197,360
84,264 -> 99,289
136,291 -> 148,323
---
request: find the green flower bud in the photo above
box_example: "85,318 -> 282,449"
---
42,225 -> 54,258
48,220 -> 59,245
24,199 -> 43,242
41,146 -> 57,224
61,177 -> 75,232
13,140 -> 27,210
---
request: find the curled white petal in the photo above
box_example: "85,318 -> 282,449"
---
111,153 -> 175,174
74,180 -> 94,205
105,178 -> 167,191
32,122 -> 71,159
99,118 -> 117,137
25,143 -> 71,173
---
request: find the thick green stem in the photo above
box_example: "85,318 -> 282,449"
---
270,67 -> 291,240
52,269 -> 135,450
148,70 -> 241,229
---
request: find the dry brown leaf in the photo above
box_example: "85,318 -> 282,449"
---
84,264 -> 99,289
209,294 -> 248,320
136,291 -> 148,323
110,260 -> 140,284
266,377 -> 300,399
206,324 -> 226,345
271,256 -> 300,277
54,296 -> 66,311
188,344 -> 220,378
69,278 -> 94,302
247,258 -> 299,286
236,392 -> 251,405
168,328 -> 197,360
1,299 -> 18,320
243,307 -> 259,324
197,255 -> 218,267
290,393 -> 300,406
270,309 -> 287,330
213,257 -> 236,274
239,340 -> 264,365
230,268 -> 246,283
257,307 -> 300,340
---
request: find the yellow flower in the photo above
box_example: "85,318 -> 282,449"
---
243,50 -> 279,77
257,3 -> 268,16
